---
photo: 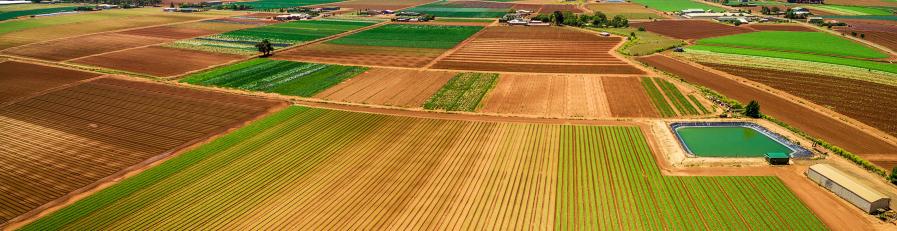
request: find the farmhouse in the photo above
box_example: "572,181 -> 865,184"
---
807,164 -> 890,214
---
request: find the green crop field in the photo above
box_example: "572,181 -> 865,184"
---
327,24 -> 482,49
697,31 -> 888,59
181,58 -> 366,97
629,0 -> 725,12
170,19 -> 375,55
641,77 -> 676,117
21,106 -> 826,230
689,95 -> 711,114
810,5 -> 895,15
821,15 -> 897,21
0,6 -> 77,21
230,0 -> 344,10
654,78 -> 700,115
690,45 -> 897,74
423,72 -> 497,111
405,2 -> 510,18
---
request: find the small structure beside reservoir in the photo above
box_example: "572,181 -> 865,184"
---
807,164 -> 890,214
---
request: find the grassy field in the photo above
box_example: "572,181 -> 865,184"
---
821,15 -> 897,21
405,2 -> 510,18
810,5 -> 895,15
181,58 -> 366,97
21,107 -> 825,230
641,77 -> 676,117
0,8 -> 239,49
0,6 -> 77,21
689,45 -> 897,74
424,72 -> 497,111
628,0 -> 725,12
0,3 -> 79,12
696,31 -> 889,59
327,24 -> 482,49
598,27 -> 685,56
231,0 -> 344,10
586,3 -> 664,19
170,19 -> 375,55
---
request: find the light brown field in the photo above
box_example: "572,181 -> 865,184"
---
0,61 -> 100,103
314,68 -> 457,107
70,46 -> 243,77
586,2 -> 664,19
480,74 -> 612,118
3,33 -> 170,61
602,77 -> 660,118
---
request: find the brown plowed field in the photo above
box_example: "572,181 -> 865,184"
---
276,43 -> 446,68
0,61 -> 99,103
0,77 -> 281,224
70,46 -> 243,77
836,19 -> 897,32
746,24 -> 816,32
837,30 -> 897,52
117,25 -> 220,39
703,63 -> 897,139
479,74 -> 611,117
603,77 -> 660,117
314,68 -> 456,107
2,33 -> 170,61
432,26 -> 644,74
638,55 -> 897,168
630,20 -> 753,40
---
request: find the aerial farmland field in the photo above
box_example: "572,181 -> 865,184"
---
696,31 -> 890,59
628,0 -> 724,12
181,58 -> 368,97
20,107 -> 826,230
405,1 -> 511,18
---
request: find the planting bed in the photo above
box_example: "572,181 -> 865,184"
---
432,26 -> 644,74
0,77 -> 281,225
839,30 -> 897,53
585,2 -> 663,19
642,77 -> 703,117
0,61 -> 99,103
603,77 -> 660,117
181,59 -> 367,97
630,20 -> 753,40
170,19 -> 375,55
424,72 -> 497,111
314,68 -> 457,107
405,1 -> 511,18
117,23 -> 222,40
70,46 -> 243,77
22,107 -> 826,230
2,33 -> 171,61
638,55 -> 897,168
696,31 -> 889,59
479,74 -> 611,118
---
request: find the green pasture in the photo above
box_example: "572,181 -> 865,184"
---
810,5 -> 895,15
327,24 -> 482,49
696,31 -> 888,59
229,0 -> 344,10
628,0 -> 725,12
405,2 -> 509,18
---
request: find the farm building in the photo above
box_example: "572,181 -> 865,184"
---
764,152 -> 790,165
807,164 -> 890,214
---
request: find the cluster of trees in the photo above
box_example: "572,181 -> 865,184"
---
530,11 -> 628,28
759,6 -> 783,15
215,4 -> 252,10
784,8 -> 808,19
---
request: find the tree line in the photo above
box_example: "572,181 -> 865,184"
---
530,10 -> 629,28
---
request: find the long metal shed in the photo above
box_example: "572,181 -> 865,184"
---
806,164 -> 890,214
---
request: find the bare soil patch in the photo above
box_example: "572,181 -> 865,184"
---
277,43 -> 446,68
2,33 -> 170,61
603,76 -> 660,117
630,20 -> 753,40
70,46 -> 243,77
432,26 -> 644,74
479,74 -> 612,118
0,77 -> 281,225
537,4 -> 583,13
314,68 -> 456,107
837,30 -> 897,52
0,61 -> 100,103
638,55 -> 897,168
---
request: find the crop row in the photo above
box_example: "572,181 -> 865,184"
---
690,45 -> 897,74
654,78 -> 700,115
405,2 -> 509,18
327,24 -> 483,49
169,19 -> 375,55
640,77 -> 676,117
696,31 -> 888,59
181,58 -> 367,97
423,72 -> 498,111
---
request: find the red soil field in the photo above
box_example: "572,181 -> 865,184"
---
277,43 -> 446,68
837,19 -> 897,32
603,77 -> 660,117
630,20 -> 753,40
314,68 -> 456,107
432,26 -> 644,74
746,24 -> 816,32
0,61 -> 99,103
117,25 -> 220,39
2,33 -> 170,62
638,55 -> 897,168
0,77 -> 282,225
838,30 -> 897,53
479,74 -> 611,118
70,46 -> 243,77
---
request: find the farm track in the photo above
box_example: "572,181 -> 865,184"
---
0,77 -> 282,225
638,55 -> 897,169
21,107 -> 826,230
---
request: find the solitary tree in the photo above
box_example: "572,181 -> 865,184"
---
744,100 -> 761,118
255,39 -> 274,57
552,11 -> 564,26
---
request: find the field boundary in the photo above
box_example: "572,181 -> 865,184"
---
422,21 -> 497,69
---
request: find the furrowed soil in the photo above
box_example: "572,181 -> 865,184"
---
276,43 -> 446,68
638,55 -> 897,168
479,74 -> 612,118
3,33 -> 171,61
602,77 -> 661,117
630,20 -> 753,40
836,30 -> 897,53
432,26 -> 645,74
0,61 -> 100,103
70,46 -> 244,77
314,68 -> 457,107
117,25 -> 221,39
0,77 -> 282,225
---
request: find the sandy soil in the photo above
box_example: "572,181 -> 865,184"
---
314,68 -> 456,107
630,20 -> 753,40
70,46 -> 243,77
603,76 -> 661,118
479,74 -> 612,118
0,61 -> 100,103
